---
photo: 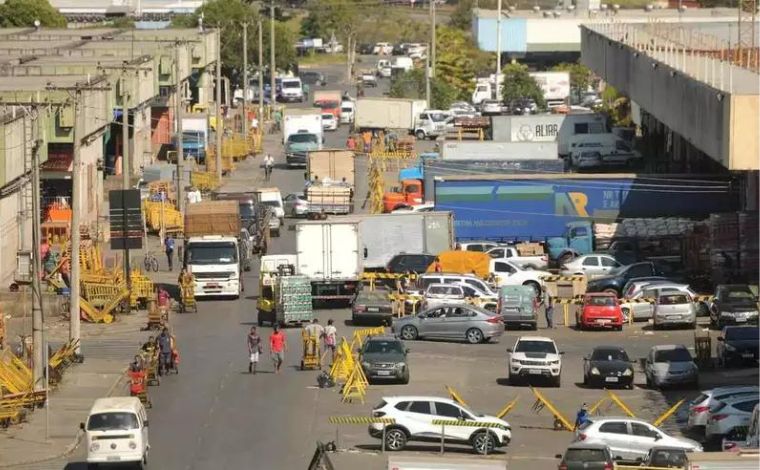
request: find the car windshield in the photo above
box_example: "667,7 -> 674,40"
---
261,200 -> 281,208
322,114 -> 333,120
565,448 -> 607,462
364,340 -> 404,355
428,286 -> 461,296
282,80 -> 300,89
654,348 -> 692,362
341,107 -> 352,113
725,328 -> 760,341
591,348 -> 629,361
186,242 -> 238,265
288,133 -> 318,144
659,294 -> 689,304
723,288 -> 755,301
429,113 -> 449,122
87,412 -> 139,431
515,340 -> 557,354
318,101 -> 340,109
587,296 -> 616,306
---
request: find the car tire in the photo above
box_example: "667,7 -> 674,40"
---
400,371 -> 410,385
530,322 -> 538,331
415,130 -> 426,140
646,374 -> 652,388
583,374 -> 588,386
400,325 -> 418,341
384,428 -> 408,451
471,431 -> 497,455
466,328 -> 484,344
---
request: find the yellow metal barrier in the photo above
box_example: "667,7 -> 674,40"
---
190,171 -> 220,192
652,398 -> 686,427
605,389 -> 636,418
495,397 -> 519,419
329,339 -> 355,383
445,384 -> 469,408
341,364 -> 369,403
530,387 -> 574,431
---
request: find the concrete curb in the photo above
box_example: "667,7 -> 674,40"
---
0,365 -> 129,469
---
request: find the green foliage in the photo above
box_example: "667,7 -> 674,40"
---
0,0 -> 66,28
171,0 -> 296,82
501,62 -> 545,108
109,17 -> 135,28
434,26 -> 492,101
449,0 -> 495,30
551,62 -> 593,94
600,85 -> 631,127
389,68 -> 458,110
301,0 -> 360,43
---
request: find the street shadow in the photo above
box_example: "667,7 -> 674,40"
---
495,378 -> 511,386
239,321 -> 258,326
64,463 -> 87,470
354,443 -> 505,456
244,295 -> 260,301
238,370 -> 274,375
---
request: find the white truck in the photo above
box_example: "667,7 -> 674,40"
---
349,211 -> 454,270
306,149 -> 354,215
486,245 -> 549,270
355,97 -> 427,132
295,219 -> 362,302
184,200 -> 243,299
413,110 -> 453,140
529,71 -> 571,108
490,113 -> 608,157
283,108 -> 323,167
439,141 -> 559,161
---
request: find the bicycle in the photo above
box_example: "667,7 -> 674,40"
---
143,251 -> 159,272
264,164 -> 273,181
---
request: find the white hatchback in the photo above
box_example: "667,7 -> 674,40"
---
688,386 -> 759,428
321,113 -> 338,131
706,396 -> 760,439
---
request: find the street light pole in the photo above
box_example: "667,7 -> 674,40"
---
242,22 -> 248,143
269,0 -> 276,108
69,89 -> 82,356
430,0 -> 436,78
258,19 -> 264,120
215,27 -> 222,180
495,0 -> 502,100
175,44 -> 184,213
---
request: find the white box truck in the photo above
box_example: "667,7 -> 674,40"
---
529,71 -> 571,108
490,113 -> 608,157
440,141 -> 559,161
355,97 -> 427,132
295,220 -> 362,302
282,108 -> 323,167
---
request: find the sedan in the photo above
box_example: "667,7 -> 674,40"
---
480,99 -> 503,116
321,113 -> 338,131
352,287 -> 394,326
561,254 -> 622,279
556,443 -> 614,470
583,346 -> 634,389
283,193 -> 309,217
393,304 -> 503,344
644,345 -> 699,389
687,385 -> 759,429
717,326 -> 760,367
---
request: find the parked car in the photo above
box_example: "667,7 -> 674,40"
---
283,193 -> 309,217
391,203 -> 435,213
555,443 -> 614,470
480,99 -> 503,116
710,284 -> 759,328
459,240 -> 500,252
361,72 -> 377,87
372,42 -> 393,55
652,291 -> 697,330
359,336 -> 410,384
369,396 -> 512,453
560,254 -> 622,279
640,446 -> 688,468
583,346 -> 634,389
577,293 -> 624,331
422,284 -> 466,310
385,254 -> 436,275
717,326 -> 760,367
321,113 -> 338,131
455,283 -> 498,311
621,277 -> 670,298
486,246 -> 549,270
489,258 -> 550,296
376,59 -> 392,78
688,386 -> 760,429
393,304 -> 503,344
340,100 -> 355,124
356,43 -> 375,55
586,262 -> 668,297
352,287 -> 394,326
621,282 -> 702,322
508,336 -> 563,387
572,151 -> 604,170
299,71 -> 326,86
497,285 -> 538,330
412,273 -> 497,298
644,345 -> 699,389
706,396 -> 760,440
574,417 -> 702,461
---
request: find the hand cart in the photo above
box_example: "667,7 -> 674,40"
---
179,272 -> 197,313
300,329 -> 321,371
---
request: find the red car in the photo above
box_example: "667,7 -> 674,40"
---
577,293 -> 624,331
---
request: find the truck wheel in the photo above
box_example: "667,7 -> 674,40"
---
415,130 -> 425,140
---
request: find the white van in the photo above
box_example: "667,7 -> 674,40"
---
376,59 -> 391,78
256,187 -> 285,223
557,113 -> 608,156
568,133 -> 641,168
82,397 -> 149,468
279,77 -> 304,103
391,56 -> 414,73
340,100 -> 355,124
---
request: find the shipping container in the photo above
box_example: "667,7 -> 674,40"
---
434,174 -> 739,241
355,97 -> 427,131
440,141 -> 559,161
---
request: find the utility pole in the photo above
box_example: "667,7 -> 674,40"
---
69,89 -> 82,355
258,19 -> 264,120
425,43 -> 431,108
495,0 -> 503,100
121,71 -> 130,189
242,22 -> 249,143
430,0 -> 436,78
175,44 -> 184,213
215,27 -> 223,180
269,0 -> 276,109
30,114 -> 44,392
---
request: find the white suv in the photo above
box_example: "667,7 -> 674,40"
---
508,336 -> 563,387
370,396 -> 511,454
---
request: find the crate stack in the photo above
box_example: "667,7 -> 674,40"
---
277,275 -> 313,323
709,212 -> 759,284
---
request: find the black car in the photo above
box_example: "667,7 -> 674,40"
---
352,287 -> 394,326
299,71 -> 326,86
710,284 -> 759,328
717,326 -> 760,366
386,254 -> 436,274
582,345 -> 635,389
586,262 -> 667,297
359,336 -> 409,384
556,443 -> 614,470
391,43 -> 406,55
356,43 -> 374,55
640,446 -> 687,468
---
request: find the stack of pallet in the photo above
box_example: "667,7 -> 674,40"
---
594,218 -> 699,239
708,212 -> 759,284
276,276 -> 313,324
395,137 -> 415,154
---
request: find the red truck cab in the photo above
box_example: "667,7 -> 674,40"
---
383,179 -> 424,212
578,293 -> 624,331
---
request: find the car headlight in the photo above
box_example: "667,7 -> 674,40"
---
590,367 -> 600,375
725,344 -> 737,352
128,441 -> 137,450
89,442 -> 100,452
623,368 -> 633,376
396,362 -> 406,369
550,360 -> 560,365
361,361 -> 371,369
511,358 -> 522,365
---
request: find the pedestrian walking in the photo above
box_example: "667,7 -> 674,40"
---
264,153 -> 274,181
164,235 -> 175,271
323,319 -> 337,364
247,326 -> 263,374
346,135 -> 357,151
157,327 -> 172,376
269,325 -> 287,374
303,319 -> 324,359
545,295 -> 554,329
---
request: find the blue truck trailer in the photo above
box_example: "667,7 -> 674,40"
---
434,174 -> 739,261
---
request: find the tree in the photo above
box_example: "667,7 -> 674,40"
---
501,63 -> 545,108
601,85 -> 631,127
0,0 -> 66,28
551,62 -> 593,97
435,26 -> 492,101
389,68 -> 458,110
449,0 -> 495,30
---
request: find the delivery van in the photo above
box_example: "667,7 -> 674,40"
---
82,397 -> 149,467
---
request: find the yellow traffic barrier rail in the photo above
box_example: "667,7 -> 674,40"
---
329,339 -> 355,383
541,275 -> 585,282
530,387 -> 574,431
445,385 -> 469,408
431,419 -> 509,455
328,416 -> 396,452
350,327 -> 385,350
495,397 -> 519,419
652,398 -> 686,427
341,363 -> 369,403
605,389 -> 636,418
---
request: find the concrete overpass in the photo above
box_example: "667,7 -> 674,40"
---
581,20 -> 759,209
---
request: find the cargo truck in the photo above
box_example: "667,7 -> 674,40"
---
490,113 -> 608,157
306,149 -> 355,215
283,108 -> 323,167
346,212 -> 454,270
172,115 -> 208,163
313,90 -> 342,119
434,174 -> 739,260
184,200 -> 245,298
211,192 -> 272,255
295,219 -> 362,302
439,141 -> 560,161
355,97 -> 427,132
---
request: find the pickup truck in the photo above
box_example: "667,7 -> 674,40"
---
486,246 -> 549,270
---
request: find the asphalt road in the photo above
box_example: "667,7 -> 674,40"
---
34,60 -> 757,470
